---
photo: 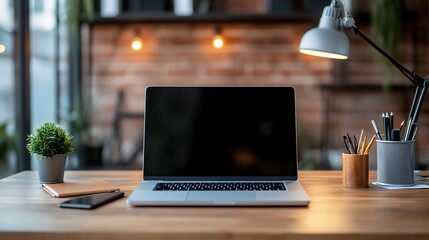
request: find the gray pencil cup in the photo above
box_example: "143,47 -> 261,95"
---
376,140 -> 415,187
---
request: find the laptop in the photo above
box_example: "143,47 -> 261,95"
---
127,86 -> 310,206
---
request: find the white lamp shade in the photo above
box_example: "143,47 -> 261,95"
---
299,27 -> 350,60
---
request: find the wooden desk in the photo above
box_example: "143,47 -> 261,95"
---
1,171 -> 428,240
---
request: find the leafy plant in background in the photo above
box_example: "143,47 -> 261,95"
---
65,0 -> 94,141
27,122 -> 74,159
68,102 -> 91,145
0,122 -> 15,162
371,0 -> 404,89
67,102 -> 104,167
297,125 -> 318,170
65,0 -> 94,144
66,0 -> 94,37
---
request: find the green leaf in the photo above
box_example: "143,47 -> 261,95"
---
371,0 -> 404,88
27,122 -> 74,158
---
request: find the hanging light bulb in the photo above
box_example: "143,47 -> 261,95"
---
131,29 -> 143,51
131,37 -> 142,51
0,44 -> 6,54
213,35 -> 224,49
212,25 -> 224,49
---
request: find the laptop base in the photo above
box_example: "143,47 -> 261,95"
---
128,180 -> 310,206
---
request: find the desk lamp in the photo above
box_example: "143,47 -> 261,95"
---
299,0 -> 428,141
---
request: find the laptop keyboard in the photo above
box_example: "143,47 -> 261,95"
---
153,182 -> 286,191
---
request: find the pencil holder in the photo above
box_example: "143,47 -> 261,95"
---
376,140 -> 415,187
342,153 -> 369,189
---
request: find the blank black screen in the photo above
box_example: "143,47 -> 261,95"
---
144,87 -> 297,180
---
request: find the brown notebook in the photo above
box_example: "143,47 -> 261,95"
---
41,179 -> 120,198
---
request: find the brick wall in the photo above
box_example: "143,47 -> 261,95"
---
89,2 -> 429,169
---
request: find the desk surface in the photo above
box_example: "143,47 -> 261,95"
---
0,171 -> 428,240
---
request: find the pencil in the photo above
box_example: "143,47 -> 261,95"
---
399,120 -> 405,137
364,135 -> 376,154
399,120 -> 405,132
360,136 -> 367,154
357,129 -> 364,154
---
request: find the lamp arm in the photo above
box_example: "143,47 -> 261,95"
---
332,0 -> 428,140
351,26 -> 429,140
351,26 -> 425,86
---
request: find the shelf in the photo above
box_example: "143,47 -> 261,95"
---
319,84 -> 415,92
86,13 -> 321,25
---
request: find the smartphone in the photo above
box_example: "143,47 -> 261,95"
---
59,191 -> 125,209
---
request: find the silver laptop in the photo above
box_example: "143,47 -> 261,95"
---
128,86 -> 310,206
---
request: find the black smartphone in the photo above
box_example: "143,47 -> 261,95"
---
59,191 -> 125,209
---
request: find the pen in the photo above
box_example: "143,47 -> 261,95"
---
346,133 -> 357,154
343,136 -> 351,153
382,113 -> 386,140
403,86 -> 426,140
403,118 -> 413,141
371,120 -> 382,140
387,112 -> 392,140
353,135 -> 358,153
383,112 -> 391,141
343,135 -> 351,154
392,129 -> 401,141
411,123 -> 419,141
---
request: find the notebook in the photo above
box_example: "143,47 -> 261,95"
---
127,86 -> 310,206
41,179 -> 120,197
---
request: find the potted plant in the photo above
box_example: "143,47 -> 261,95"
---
0,122 -> 12,163
68,102 -> 103,168
27,122 -> 74,183
371,0 -> 404,89
0,121 -> 17,177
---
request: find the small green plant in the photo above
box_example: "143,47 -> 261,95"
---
67,0 -> 94,38
27,122 -> 74,159
371,0 -> 404,89
0,122 -> 11,162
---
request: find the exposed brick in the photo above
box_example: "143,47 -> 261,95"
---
88,5 -> 429,168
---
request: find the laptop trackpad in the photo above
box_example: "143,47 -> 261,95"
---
187,191 -> 256,203
143,191 -> 188,201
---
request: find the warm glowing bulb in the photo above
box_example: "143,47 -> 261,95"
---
0,44 -> 5,54
213,36 -> 224,49
299,49 -> 348,60
131,38 -> 143,51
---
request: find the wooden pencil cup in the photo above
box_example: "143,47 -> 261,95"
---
342,153 -> 369,189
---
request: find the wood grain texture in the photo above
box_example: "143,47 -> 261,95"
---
1,170 -> 429,240
342,153 -> 369,189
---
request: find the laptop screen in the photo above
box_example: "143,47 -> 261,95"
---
143,87 -> 298,180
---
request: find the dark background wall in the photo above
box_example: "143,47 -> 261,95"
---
87,0 -> 429,169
